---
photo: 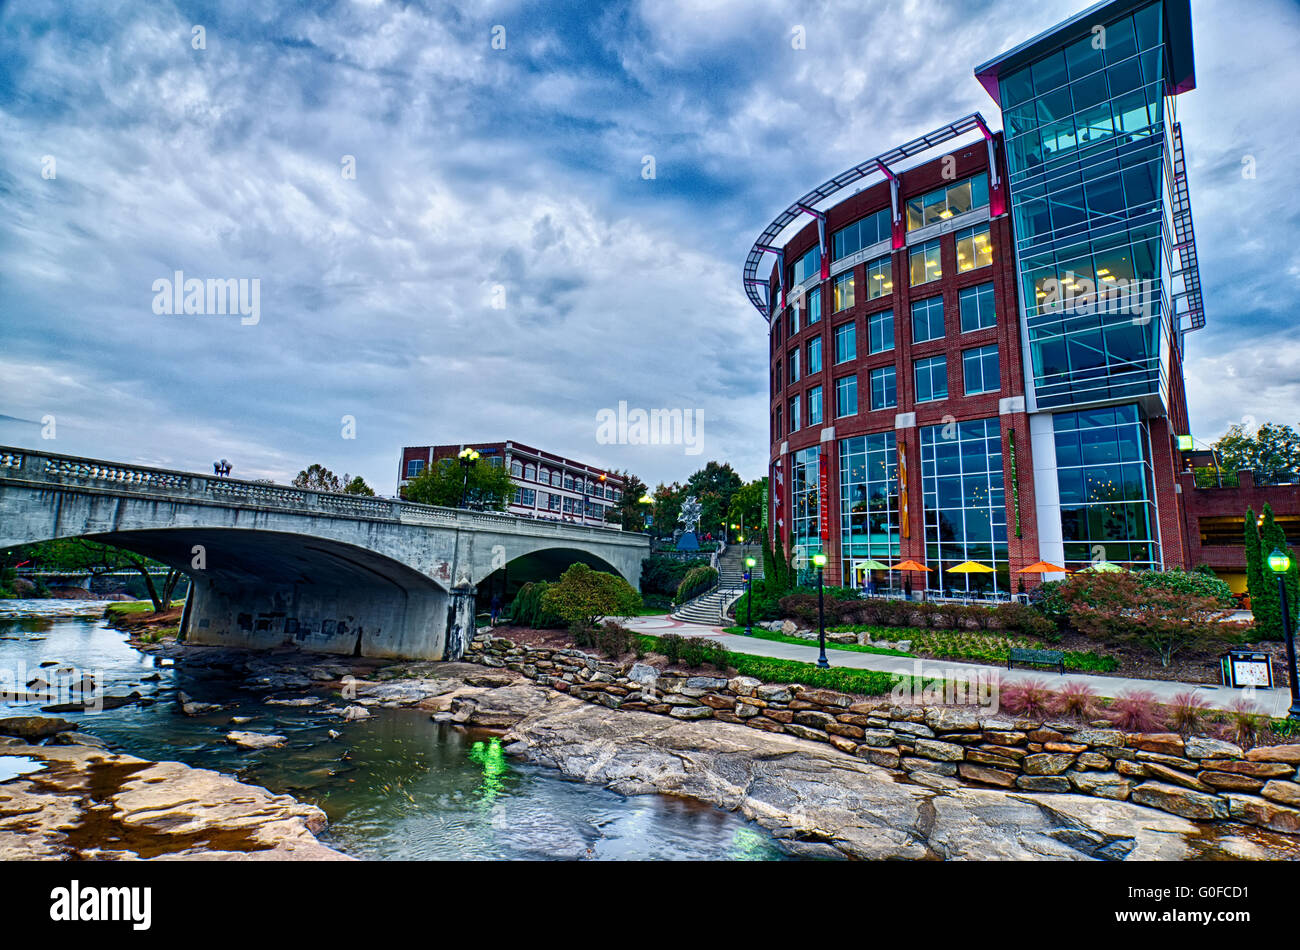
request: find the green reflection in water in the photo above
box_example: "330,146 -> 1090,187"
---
727,826 -> 775,861
468,737 -> 509,805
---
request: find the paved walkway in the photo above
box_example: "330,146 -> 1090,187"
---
622,614 -> 1294,718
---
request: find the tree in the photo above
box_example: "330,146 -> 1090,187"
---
1060,572 -> 1231,667
686,461 -> 743,540
726,479 -> 765,539
403,456 -> 515,510
342,474 -> 375,496
540,562 -> 642,633
649,482 -> 685,539
1214,423 -> 1300,485
1251,503 -> 1300,640
7,539 -> 182,612
293,464 -> 341,492
604,470 -> 649,531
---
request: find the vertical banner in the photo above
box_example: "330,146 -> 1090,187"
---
818,451 -> 829,542
897,440 -> 909,539
1007,429 -> 1022,538
772,459 -> 785,541
760,476 -> 769,535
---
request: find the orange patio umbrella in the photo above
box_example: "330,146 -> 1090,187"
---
1016,561 -> 1070,574
890,559 -> 932,572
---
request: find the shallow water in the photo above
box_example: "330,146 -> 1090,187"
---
0,600 -> 787,860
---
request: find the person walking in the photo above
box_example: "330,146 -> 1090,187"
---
489,594 -> 502,626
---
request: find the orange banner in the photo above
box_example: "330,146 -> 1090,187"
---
898,440 -> 909,539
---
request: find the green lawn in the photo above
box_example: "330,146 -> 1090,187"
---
721,626 -> 912,657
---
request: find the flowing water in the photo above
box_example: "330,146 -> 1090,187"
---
0,600 -> 787,860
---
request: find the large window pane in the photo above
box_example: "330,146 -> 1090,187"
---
914,355 -> 948,402
911,296 -> 945,343
833,272 -> 855,311
869,309 -> 895,354
909,240 -> 942,285
959,282 -> 996,332
834,321 -> 856,363
869,366 -> 896,410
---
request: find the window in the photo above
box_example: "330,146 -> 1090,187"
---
866,255 -> 893,300
791,446 -> 821,573
524,463 -> 535,481
788,302 -> 799,335
791,245 -> 820,285
806,287 -> 822,325
839,432 -> 900,573
833,271 -> 855,311
959,282 -> 996,332
807,335 -> 822,374
868,309 -> 895,354
832,208 -> 891,261
487,456 -> 502,467
963,344 -> 1001,395
775,406 -> 782,439
405,459 -> 425,478
869,366 -> 897,410
911,296 -> 945,343
789,349 -> 800,383
906,173 -> 990,230
789,395 -> 801,432
834,322 -> 856,364
774,359 -> 782,393
510,459 -> 523,478
551,471 -> 561,487
563,474 -> 575,491
808,385 -> 823,426
914,355 -> 948,402
955,224 -> 993,272
835,374 -> 858,417
516,488 -> 536,507
909,240 -> 942,285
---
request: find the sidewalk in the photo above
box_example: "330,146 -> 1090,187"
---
622,614 -> 1293,718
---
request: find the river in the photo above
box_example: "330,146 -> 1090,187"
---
0,600 -> 787,860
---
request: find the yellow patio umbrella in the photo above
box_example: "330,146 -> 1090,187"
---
947,560 -> 995,573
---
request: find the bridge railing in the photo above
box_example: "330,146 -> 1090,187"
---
0,445 -> 638,542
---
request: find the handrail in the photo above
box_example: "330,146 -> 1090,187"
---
0,445 -> 639,542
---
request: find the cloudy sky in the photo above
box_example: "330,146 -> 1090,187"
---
1,0 -> 1297,494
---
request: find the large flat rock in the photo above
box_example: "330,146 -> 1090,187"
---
500,690 -> 1244,861
0,744 -> 348,861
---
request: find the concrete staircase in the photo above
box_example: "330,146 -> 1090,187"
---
670,545 -> 764,626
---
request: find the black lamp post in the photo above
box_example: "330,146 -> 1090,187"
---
744,555 -> 756,636
1268,547 -> 1300,720
813,552 -> 829,668
457,447 -> 480,508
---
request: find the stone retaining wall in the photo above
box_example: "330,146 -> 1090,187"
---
467,634 -> 1300,834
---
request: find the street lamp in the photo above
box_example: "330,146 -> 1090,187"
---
812,552 -> 829,669
457,448 -> 480,508
743,555 -> 756,636
1268,547 -> 1300,720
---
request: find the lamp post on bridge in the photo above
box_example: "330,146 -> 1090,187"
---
457,448 -> 480,509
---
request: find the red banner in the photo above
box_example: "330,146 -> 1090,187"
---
818,451 -> 829,542
898,440 -> 909,540
772,458 -> 785,541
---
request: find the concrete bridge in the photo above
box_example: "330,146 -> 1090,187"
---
0,447 -> 648,660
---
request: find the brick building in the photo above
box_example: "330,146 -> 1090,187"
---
748,0 -> 1213,595
397,441 -> 624,528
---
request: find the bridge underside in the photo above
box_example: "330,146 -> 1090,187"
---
75,529 -> 470,661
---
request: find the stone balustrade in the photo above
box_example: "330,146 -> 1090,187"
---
468,632 -> 1300,834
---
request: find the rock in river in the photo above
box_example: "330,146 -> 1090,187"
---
0,716 -> 75,740
225,731 -> 287,750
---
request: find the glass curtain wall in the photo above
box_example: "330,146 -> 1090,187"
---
839,433 -> 900,590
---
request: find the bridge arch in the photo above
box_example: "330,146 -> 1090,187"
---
476,545 -> 639,606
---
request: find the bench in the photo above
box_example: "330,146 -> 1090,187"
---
1008,646 -> 1065,674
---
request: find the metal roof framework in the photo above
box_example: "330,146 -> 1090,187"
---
743,113 -> 993,320
1168,121 -> 1205,334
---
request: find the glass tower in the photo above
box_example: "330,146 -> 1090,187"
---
976,0 -> 1201,571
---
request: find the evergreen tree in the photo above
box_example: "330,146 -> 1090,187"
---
1258,504 -> 1300,640
1245,507 -> 1267,632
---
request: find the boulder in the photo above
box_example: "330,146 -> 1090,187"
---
225,731 -> 287,750
1023,753 -> 1075,775
1245,744 -> 1300,764
914,739 -> 965,762
957,764 -> 1017,788
1130,781 -> 1229,820
1260,780 -> 1300,808
0,717 -> 74,740
340,705 -> 371,721
627,664 -> 659,688
1184,736 -> 1244,760
1067,770 -> 1132,800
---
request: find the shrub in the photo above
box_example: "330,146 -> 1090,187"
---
675,565 -> 719,603
1000,679 -> 1054,719
640,555 -> 709,597
1224,699 -> 1264,748
590,622 -> 636,657
700,639 -> 729,669
658,633 -> 685,665
1167,690 -> 1209,734
680,637 -> 707,668
541,563 -> 642,631
1107,691 -> 1163,733
1059,572 -> 1231,666
1029,579 -> 1070,628
508,581 -> 563,628
994,602 -> 1060,641
1053,681 -> 1100,720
